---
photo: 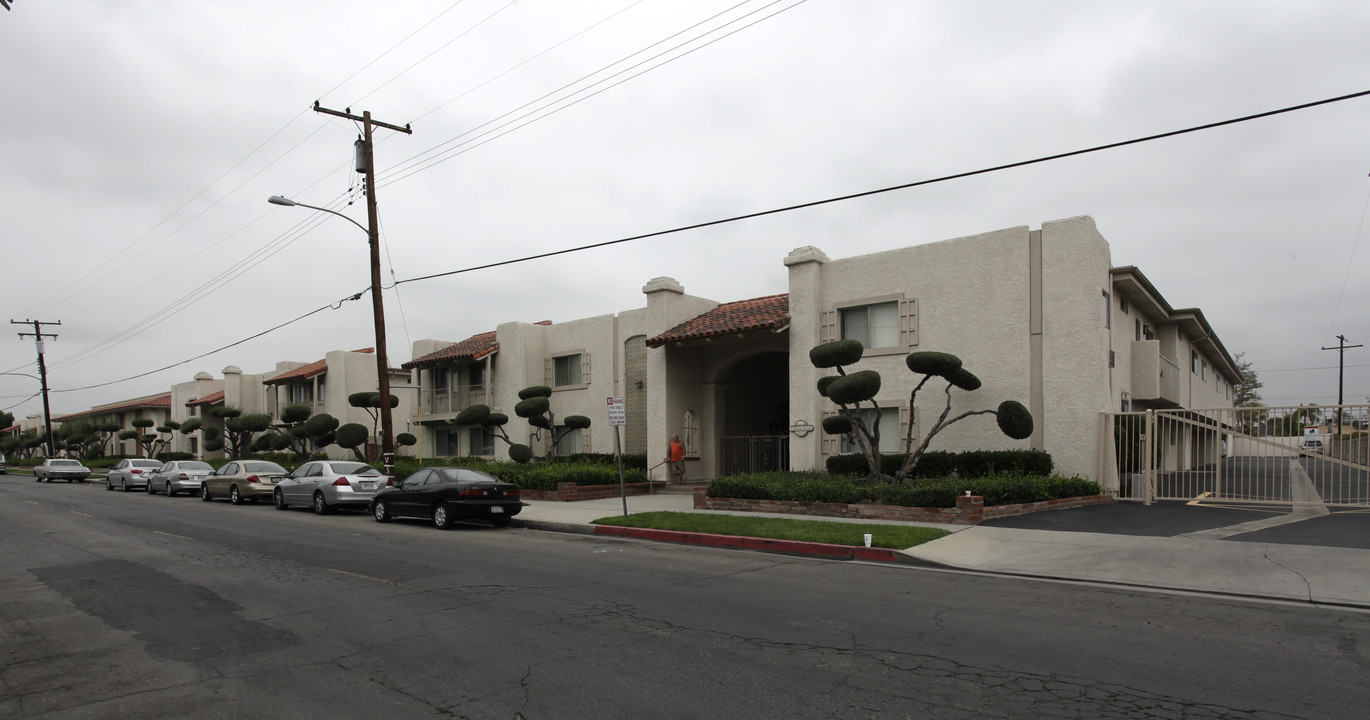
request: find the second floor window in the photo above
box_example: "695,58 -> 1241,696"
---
841,302 -> 899,349
554,354 -> 582,386
468,363 -> 485,392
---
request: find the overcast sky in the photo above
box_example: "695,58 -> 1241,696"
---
2,0 -> 1368,421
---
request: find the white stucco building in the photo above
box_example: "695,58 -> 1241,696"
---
406,216 -> 1238,486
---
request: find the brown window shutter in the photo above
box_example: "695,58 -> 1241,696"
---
582,351 -> 590,385
903,298 -> 919,348
544,357 -> 553,386
820,309 -> 836,343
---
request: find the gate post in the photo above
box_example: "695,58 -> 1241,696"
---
1143,410 -> 1156,506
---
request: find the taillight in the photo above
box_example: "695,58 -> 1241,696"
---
178,473 -> 188,481
507,488 -> 519,498
386,478 -> 395,486
131,469 -> 144,475
332,477 -> 351,487
246,474 -> 259,483
458,488 -> 485,497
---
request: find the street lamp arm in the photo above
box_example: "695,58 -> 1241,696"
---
267,196 -> 370,237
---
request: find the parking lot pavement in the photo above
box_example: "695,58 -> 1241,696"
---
910,501 -> 1370,607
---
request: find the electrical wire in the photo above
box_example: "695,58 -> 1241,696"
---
379,0 -> 792,185
38,86 -> 1370,403
394,88 -> 1370,287
1324,177 -> 1370,342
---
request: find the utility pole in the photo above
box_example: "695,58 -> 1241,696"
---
311,102 -> 411,475
11,319 -> 60,456
1321,334 -> 1363,435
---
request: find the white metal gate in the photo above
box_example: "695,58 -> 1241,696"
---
1103,405 -> 1370,507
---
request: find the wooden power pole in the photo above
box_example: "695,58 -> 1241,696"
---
11,319 -> 60,456
311,102 -> 411,474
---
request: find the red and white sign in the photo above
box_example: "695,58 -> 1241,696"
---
606,396 -> 626,426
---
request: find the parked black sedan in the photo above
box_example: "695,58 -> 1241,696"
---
369,467 -> 521,529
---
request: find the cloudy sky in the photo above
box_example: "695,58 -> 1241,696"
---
2,0 -> 1368,421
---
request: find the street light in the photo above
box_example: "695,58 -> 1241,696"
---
268,193 -> 397,474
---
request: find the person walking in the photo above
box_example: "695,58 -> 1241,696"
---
666,434 -> 687,484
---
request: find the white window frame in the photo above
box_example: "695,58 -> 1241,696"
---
547,350 -> 590,390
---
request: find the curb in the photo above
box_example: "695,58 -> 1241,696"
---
591,524 -> 906,562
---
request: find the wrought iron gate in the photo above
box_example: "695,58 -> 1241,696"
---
719,435 -> 789,475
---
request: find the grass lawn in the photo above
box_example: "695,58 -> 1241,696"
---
592,511 -> 950,549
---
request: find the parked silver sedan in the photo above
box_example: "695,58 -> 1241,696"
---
274,460 -> 390,514
146,460 -> 215,497
105,458 -> 163,492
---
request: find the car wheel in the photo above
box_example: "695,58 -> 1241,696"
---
105,478 -> 114,491
274,490 -> 288,511
372,500 -> 390,523
121,479 -> 130,492
147,480 -> 156,495
313,492 -> 331,515
492,517 -> 512,528
433,502 -> 453,530
201,484 -> 213,502
229,486 -> 242,505
166,483 -> 177,498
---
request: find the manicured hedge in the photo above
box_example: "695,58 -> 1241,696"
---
825,449 -> 1052,478
390,455 -> 646,489
709,471 -> 1099,508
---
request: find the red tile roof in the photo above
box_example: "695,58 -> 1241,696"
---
646,294 -> 790,348
263,349 -> 373,385
56,393 -> 172,421
402,331 -> 498,370
187,390 -> 225,407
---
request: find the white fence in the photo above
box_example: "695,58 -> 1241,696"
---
1103,405 -> 1370,508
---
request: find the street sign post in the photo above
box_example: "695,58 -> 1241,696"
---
607,397 -> 627,516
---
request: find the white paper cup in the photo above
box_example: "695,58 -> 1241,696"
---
863,533 -> 872,548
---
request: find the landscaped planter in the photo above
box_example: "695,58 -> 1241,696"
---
693,488 -> 1113,525
520,481 -> 663,502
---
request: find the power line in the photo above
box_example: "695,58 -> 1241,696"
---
395,87 -> 1370,287
379,0 -> 800,186
29,86 -> 1370,404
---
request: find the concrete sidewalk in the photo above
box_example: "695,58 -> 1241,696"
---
516,493 -> 1370,609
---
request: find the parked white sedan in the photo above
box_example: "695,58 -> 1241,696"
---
33,458 -> 92,483
146,460 -> 215,497
105,458 -> 163,492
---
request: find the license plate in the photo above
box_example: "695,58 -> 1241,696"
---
490,506 -> 504,514
361,482 -> 376,489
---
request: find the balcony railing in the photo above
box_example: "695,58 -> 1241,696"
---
422,387 -> 486,415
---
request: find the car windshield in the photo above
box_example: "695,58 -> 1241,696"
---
330,462 -> 378,475
52,460 -> 81,466
242,462 -> 286,473
181,461 -> 213,471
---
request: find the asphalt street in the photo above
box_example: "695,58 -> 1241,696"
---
3,475 -> 1369,719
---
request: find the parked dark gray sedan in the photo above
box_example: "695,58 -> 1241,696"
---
369,467 -> 521,529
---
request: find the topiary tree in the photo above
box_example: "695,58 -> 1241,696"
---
448,386 -> 592,464
334,423 -> 371,462
812,341 -> 1033,481
348,392 -> 398,457
212,406 -> 271,457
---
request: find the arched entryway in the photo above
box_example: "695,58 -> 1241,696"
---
720,351 -> 789,474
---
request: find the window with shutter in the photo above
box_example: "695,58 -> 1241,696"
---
829,294 -> 917,355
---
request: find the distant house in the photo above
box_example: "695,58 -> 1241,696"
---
54,393 -> 172,458
262,348 -> 413,460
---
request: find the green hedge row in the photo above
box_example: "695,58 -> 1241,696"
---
708,471 -> 1100,508
825,449 -> 1053,478
389,455 -> 645,489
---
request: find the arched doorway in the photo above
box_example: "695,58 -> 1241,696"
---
720,352 -> 789,474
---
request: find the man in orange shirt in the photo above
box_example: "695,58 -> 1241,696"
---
666,434 -> 687,484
